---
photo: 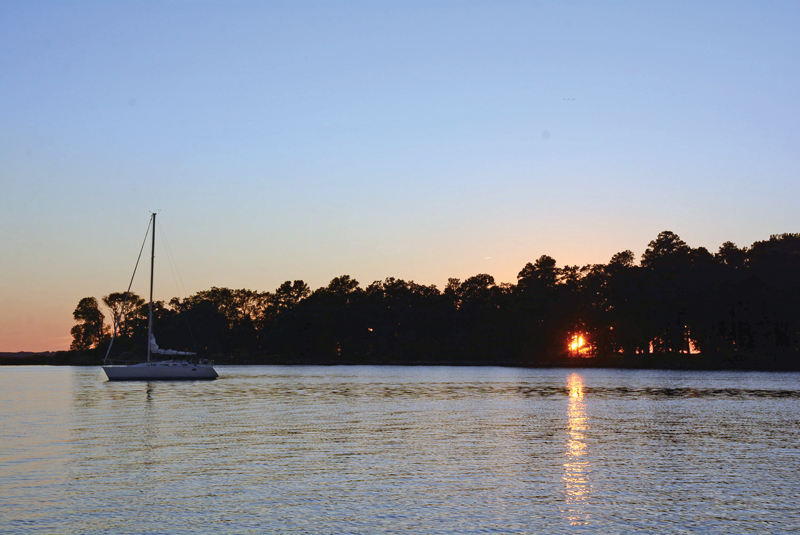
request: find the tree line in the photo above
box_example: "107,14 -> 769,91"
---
68,231 -> 800,369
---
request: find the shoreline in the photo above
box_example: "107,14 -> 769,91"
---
2,351 -> 799,372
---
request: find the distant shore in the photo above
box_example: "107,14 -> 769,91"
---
0,351 -> 59,359
2,350 -> 799,372
61,232 -> 800,375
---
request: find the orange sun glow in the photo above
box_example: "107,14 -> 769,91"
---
569,334 -> 585,353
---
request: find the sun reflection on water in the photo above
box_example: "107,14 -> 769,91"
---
563,373 -> 590,525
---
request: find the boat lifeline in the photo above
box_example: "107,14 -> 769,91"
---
102,213 -> 217,381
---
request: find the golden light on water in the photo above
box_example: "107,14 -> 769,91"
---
568,374 -> 584,399
563,373 -> 591,525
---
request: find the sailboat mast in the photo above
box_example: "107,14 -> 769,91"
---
146,212 -> 156,363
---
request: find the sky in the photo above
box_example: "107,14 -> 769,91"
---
1,0 -> 798,351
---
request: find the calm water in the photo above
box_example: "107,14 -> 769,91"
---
1,366 -> 799,534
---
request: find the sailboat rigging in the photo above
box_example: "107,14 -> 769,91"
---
102,213 -> 218,380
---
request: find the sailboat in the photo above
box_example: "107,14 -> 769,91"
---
102,213 -> 218,381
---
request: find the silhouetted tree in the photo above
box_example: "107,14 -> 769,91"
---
747,233 -> 800,354
274,280 -> 311,312
70,297 -> 108,350
102,292 -> 145,339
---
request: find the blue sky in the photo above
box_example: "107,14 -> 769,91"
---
1,0 -> 798,350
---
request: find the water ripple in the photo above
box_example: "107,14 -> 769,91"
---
1,366 -> 798,534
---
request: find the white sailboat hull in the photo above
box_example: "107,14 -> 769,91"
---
103,361 -> 218,381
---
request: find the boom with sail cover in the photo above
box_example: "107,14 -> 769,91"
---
149,334 -> 195,356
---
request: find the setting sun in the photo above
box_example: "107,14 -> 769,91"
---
568,333 -> 591,356
569,334 -> 585,352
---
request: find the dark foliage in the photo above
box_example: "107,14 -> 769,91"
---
64,231 -> 800,370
